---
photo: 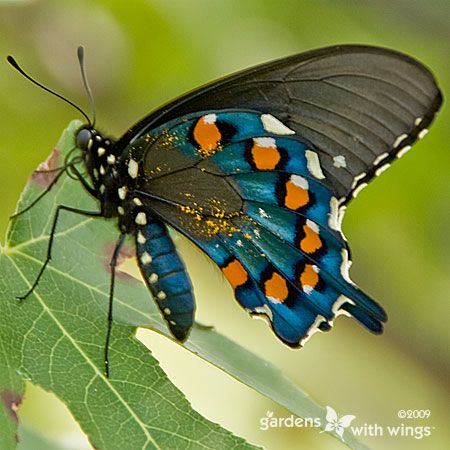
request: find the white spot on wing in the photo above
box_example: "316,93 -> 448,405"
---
397,145 -> 412,158
328,197 -> 340,231
261,114 -> 295,135
107,154 -> 116,165
340,248 -> 354,284
333,155 -> 346,168
290,174 -> 308,190
128,159 -> 139,178
203,113 -> 217,124
418,128 -> 428,139
375,163 -> 391,176
394,133 -> 408,148
249,305 -> 273,322
352,182 -> 368,198
373,152 -> 389,165
306,219 -> 319,234
258,208 -> 269,218
415,117 -> 423,126
305,150 -> 325,179
254,137 -> 276,148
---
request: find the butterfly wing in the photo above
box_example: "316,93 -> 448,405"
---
117,45 -> 442,203
124,111 -> 387,345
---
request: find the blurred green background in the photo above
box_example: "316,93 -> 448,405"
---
1,1 -> 449,449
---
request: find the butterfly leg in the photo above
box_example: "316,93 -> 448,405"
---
103,232 -> 126,378
10,167 -> 67,219
16,205 -> 103,301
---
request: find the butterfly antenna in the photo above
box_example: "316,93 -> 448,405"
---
6,54 -> 92,125
77,46 -> 96,127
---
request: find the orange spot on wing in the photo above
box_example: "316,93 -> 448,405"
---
300,264 -> 319,290
222,259 -> 248,289
251,142 -> 281,170
264,272 -> 289,302
300,224 -> 322,254
193,116 -> 221,155
284,180 -> 309,210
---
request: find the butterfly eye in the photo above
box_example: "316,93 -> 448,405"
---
76,128 -> 92,150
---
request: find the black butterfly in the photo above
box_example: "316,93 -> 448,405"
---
10,45 -> 442,376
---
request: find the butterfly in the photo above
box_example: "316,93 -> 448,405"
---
10,45 -> 442,376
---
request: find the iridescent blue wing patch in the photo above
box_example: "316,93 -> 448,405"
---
124,111 -> 388,345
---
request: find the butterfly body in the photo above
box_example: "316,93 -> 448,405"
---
14,45 -> 441,373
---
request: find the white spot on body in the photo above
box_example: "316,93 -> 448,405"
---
128,159 -> 139,178
305,150 -> 325,179
118,186 -> 127,200
290,174 -> 309,190
253,136 -> 277,148
95,135 -> 102,142
97,147 -> 106,156
87,140 -> 93,151
137,231 -> 146,244
107,154 -> 116,165
99,165 -> 106,176
333,155 -> 347,168
140,252 -> 152,265
93,168 -> 99,179
99,184 -> 105,194
149,273 -> 158,283
415,117 -> 423,126
261,114 -> 295,135
117,206 -> 125,215
135,212 -> 147,225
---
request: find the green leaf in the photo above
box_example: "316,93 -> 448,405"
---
0,121 -> 365,449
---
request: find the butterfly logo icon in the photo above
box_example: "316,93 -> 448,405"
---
321,406 -> 356,441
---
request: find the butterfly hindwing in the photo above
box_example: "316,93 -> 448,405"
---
126,110 -> 387,344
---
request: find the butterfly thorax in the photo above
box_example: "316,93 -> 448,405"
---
76,126 -> 150,234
